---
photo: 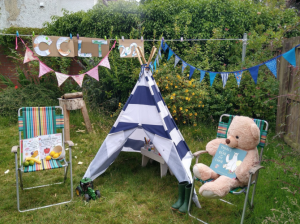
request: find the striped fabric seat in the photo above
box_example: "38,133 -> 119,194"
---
23,159 -> 63,173
18,107 -> 64,139
216,115 -> 267,148
18,107 -> 64,171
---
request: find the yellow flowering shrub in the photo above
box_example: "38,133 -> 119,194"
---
154,64 -> 207,125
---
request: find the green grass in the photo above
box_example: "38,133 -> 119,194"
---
1,111 -> 300,224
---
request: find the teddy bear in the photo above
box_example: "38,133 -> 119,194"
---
193,116 -> 260,198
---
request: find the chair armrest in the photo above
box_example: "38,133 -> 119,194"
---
11,145 -> 19,153
193,150 -> 208,157
65,141 -> 74,147
249,165 -> 264,174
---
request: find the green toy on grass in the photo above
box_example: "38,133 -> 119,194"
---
76,177 -> 100,202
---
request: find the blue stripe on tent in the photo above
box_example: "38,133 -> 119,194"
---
171,118 -> 178,130
176,140 -> 190,160
164,115 -> 176,133
123,94 -> 133,111
124,139 -> 144,151
110,122 -> 139,134
151,86 -> 161,104
142,124 -> 170,139
130,86 -> 156,106
158,91 -> 166,106
145,76 -> 149,82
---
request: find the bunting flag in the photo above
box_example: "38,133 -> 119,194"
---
167,49 -> 174,61
99,56 -> 110,69
149,63 -> 154,73
221,73 -> 229,88
265,58 -> 277,78
72,74 -> 85,87
159,47 -> 162,58
282,47 -> 296,67
234,71 -> 243,87
154,60 -> 157,71
182,61 -> 187,73
189,66 -> 196,79
55,72 -> 69,87
200,70 -> 205,82
174,55 -> 180,68
39,62 -> 53,77
24,48 -> 38,63
209,72 -> 218,86
156,55 -> 159,66
248,65 -> 260,84
86,66 -> 99,81
163,43 -> 169,52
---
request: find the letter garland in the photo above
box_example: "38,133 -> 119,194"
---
18,36 -> 116,87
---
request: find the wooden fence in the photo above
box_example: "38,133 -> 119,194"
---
276,36 -> 300,151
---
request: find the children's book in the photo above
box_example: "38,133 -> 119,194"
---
20,133 -> 62,163
210,143 -> 247,179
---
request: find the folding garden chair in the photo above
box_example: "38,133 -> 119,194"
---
187,114 -> 268,224
11,106 -> 74,212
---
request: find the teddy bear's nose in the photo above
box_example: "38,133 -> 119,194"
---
225,139 -> 230,144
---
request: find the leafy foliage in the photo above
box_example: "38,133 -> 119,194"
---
1,0 -> 299,125
0,83 -> 63,120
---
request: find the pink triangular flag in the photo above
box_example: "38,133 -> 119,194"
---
99,56 -> 110,69
39,62 -> 53,77
72,74 -> 85,87
86,66 -> 99,81
55,72 -> 70,87
24,48 -> 38,64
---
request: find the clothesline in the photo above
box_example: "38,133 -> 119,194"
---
0,33 -> 244,41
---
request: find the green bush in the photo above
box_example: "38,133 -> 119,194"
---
1,0 -> 298,125
0,83 -> 63,121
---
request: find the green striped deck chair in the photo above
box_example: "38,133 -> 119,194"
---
11,106 -> 73,212
188,114 -> 269,224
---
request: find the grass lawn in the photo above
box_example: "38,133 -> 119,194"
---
1,110 -> 299,224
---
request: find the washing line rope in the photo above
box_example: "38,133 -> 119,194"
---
0,33 -> 244,41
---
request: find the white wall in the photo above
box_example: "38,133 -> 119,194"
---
0,0 -> 96,30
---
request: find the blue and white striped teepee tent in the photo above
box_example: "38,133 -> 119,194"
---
84,66 -> 194,184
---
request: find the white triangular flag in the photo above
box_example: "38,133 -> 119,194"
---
99,56 -> 110,69
55,72 -> 69,87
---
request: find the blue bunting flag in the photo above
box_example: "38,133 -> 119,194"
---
234,71 -> 243,87
154,60 -> 157,71
167,49 -> 174,61
163,43 -> 168,52
209,72 -> 218,86
282,47 -> 296,67
156,55 -> 159,67
189,66 -> 195,79
182,61 -> 187,73
248,65 -> 260,84
265,59 -> 277,78
200,70 -> 205,82
174,55 -> 180,67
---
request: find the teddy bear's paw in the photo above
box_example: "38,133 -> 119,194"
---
201,190 -> 222,199
193,164 -> 213,180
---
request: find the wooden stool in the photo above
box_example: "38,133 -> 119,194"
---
58,92 -> 92,141
141,147 -> 173,178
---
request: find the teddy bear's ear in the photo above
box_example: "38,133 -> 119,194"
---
250,124 -> 260,140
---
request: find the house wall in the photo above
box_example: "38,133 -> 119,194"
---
0,0 -> 96,30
